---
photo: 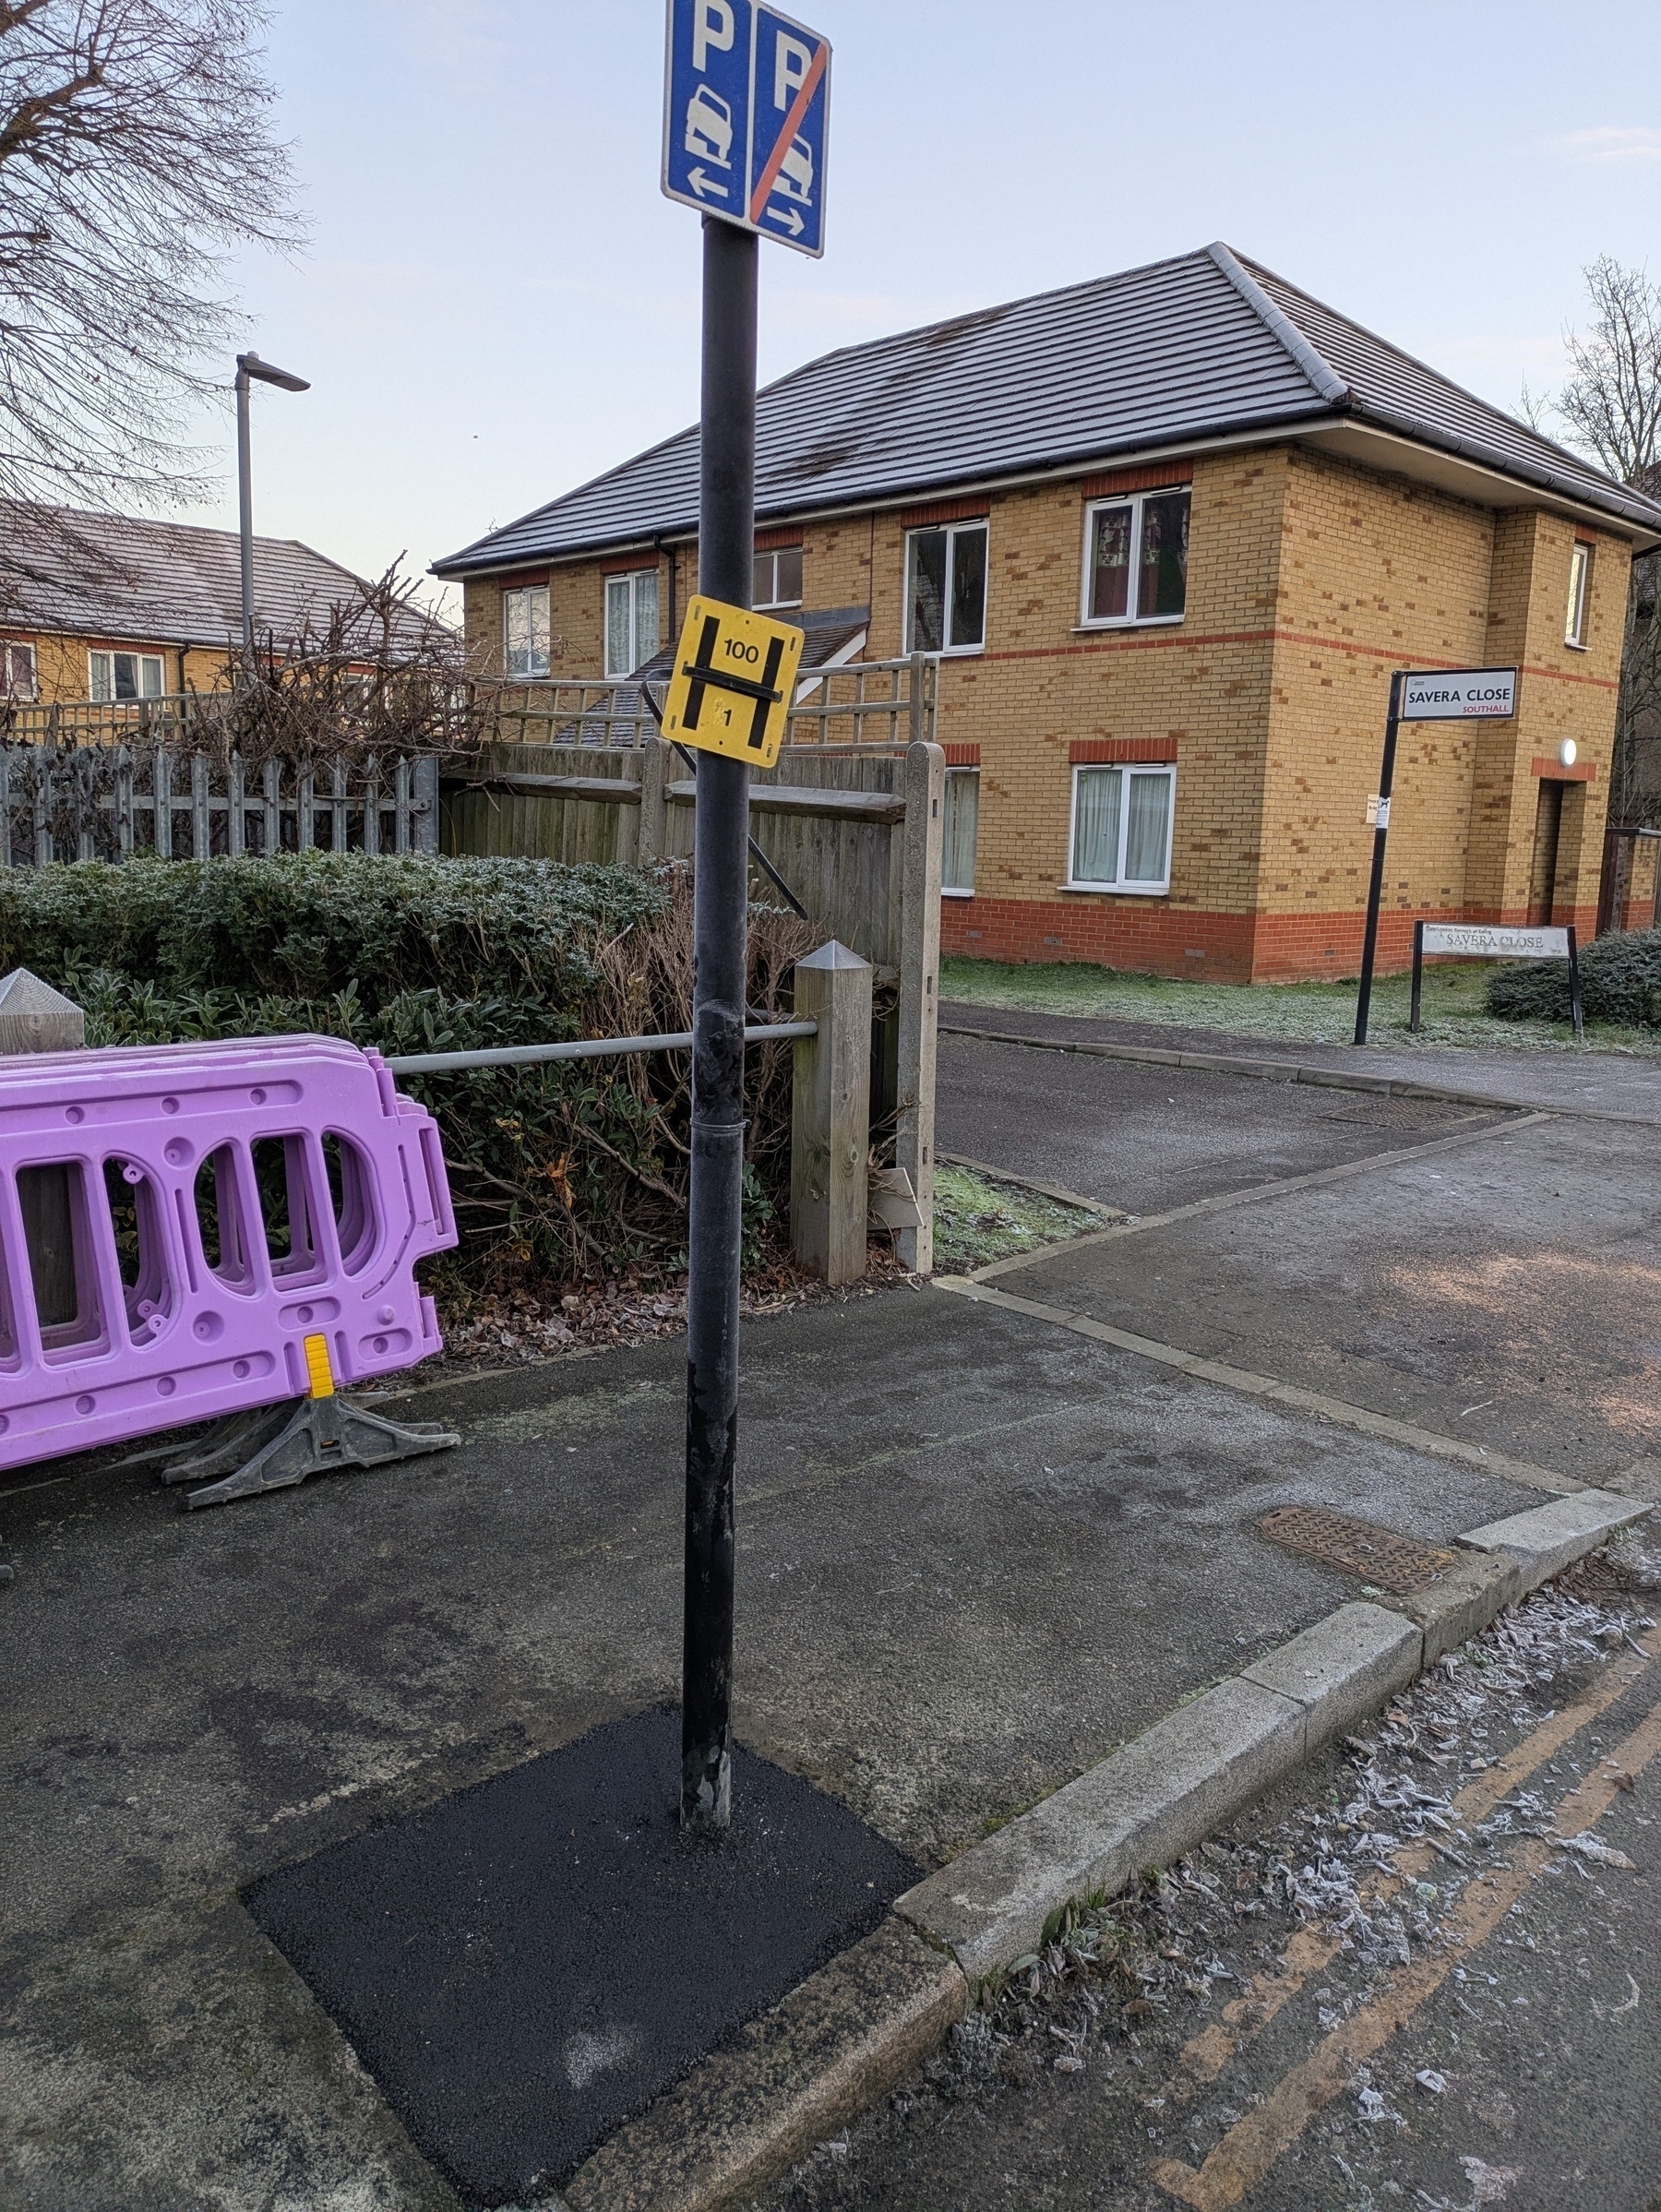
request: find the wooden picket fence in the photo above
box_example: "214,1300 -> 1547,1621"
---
0,743 -> 440,865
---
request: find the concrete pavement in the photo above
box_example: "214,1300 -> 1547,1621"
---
3,1027 -> 1655,2207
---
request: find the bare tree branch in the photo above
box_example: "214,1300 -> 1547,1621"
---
0,1 -> 303,514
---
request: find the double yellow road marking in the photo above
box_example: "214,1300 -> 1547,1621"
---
1151,1626 -> 1661,2208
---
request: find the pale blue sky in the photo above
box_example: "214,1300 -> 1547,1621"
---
185,0 -> 1661,610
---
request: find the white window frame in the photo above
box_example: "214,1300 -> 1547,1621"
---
1565,541 -> 1593,649
88,650 -> 164,703
1063,762 -> 1176,895
603,568 -> 659,678
903,520 -> 988,657
1078,488 -> 1191,630
752,545 -> 803,610
502,584 -> 551,682
1,642 -> 36,700
941,767 -> 979,896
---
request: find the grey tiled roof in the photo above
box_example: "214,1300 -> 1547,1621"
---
434,243 -> 1661,579
0,503 -> 442,652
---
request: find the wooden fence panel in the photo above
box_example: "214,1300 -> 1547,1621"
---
0,745 -> 439,865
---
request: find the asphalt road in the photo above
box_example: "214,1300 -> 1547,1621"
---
4,1033 -> 1657,2209
759,1564 -> 1661,2212
940,1031 -> 1661,1488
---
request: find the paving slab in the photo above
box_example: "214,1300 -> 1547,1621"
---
1,1287 -> 1538,2210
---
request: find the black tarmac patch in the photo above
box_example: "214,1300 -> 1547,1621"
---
246,1709 -> 917,2206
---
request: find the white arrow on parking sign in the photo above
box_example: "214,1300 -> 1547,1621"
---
763,201 -> 804,233
687,165 -> 729,199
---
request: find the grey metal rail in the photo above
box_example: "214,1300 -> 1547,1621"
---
384,1020 -> 816,1077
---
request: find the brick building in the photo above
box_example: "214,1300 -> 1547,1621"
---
433,244 -> 1661,981
0,503 -> 434,708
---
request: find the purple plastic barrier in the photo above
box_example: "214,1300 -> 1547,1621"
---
0,1034 -> 456,1473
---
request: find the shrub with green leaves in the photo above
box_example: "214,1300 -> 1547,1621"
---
1485,927 -> 1661,1028
0,853 -> 811,1290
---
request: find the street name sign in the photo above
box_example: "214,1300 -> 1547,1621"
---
662,595 -> 806,768
663,0 -> 830,255
1401,668 -> 1517,720
1421,923 -> 1569,960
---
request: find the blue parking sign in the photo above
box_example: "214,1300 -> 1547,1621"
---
662,0 -> 830,257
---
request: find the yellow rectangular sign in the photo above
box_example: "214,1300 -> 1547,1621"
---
660,595 -> 806,770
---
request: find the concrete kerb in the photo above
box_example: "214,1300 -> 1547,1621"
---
543,1493 -> 1650,2212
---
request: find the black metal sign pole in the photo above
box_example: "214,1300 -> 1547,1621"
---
1354,669 -> 1404,1048
682,213 -> 758,1833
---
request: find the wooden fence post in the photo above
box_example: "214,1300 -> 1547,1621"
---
895,738 -> 944,1273
638,737 -> 670,865
791,939 -> 873,1286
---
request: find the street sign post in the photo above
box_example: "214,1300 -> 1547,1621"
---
663,0 -> 830,1835
1354,666 -> 1518,1046
1410,920 -> 1582,1041
663,595 -> 806,770
663,0 -> 830,256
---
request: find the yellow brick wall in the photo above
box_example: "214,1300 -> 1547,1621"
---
454,443 -> 1635,976
0,631 -> 235,702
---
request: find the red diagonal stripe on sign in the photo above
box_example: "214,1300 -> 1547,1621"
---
747,35 -> 828,223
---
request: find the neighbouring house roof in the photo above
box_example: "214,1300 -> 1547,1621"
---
433,243 -> 1661,580
630,603 -> 868,681
0,503 -> 443,656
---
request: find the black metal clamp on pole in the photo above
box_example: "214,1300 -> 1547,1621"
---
1354,670 -> 1404,1048
681,215 -> 758,1834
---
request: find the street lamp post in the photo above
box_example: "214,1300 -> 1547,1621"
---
234,351 -> 311,664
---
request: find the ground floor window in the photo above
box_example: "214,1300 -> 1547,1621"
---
1067,763 -> 1175,892
89,650 -> 163,702
942,768 -> 979,893
604,568 -> 659,676
504,585 -> 551,679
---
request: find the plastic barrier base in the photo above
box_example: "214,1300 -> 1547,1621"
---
157,1391 -> 460,1510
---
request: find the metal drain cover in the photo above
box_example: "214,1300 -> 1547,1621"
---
1257,1506 -> 1459,1593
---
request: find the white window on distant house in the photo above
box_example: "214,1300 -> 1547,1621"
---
1066,763 -> 1176,893
1565,541 -> 1594,648
0,643 -> 36,700
503,584 -> 551,680
752,545 -> 804,609
904,520 -> 987,654
89,651 -> 164,703
942,769 -> 979,895
1081,487 -> 1190,627
604,568 -> 660,677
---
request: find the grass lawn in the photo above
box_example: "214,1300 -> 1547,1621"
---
939,954 -> 1661,1057
930,1161 -> 1100,1273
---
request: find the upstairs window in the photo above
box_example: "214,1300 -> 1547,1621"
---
503,584 -> 551,680
904,521 -> 987,654
1565,541 -> 1593,648
1082,488 -> 1190,626
604,568 -> 659,677
89,650 -> 163,702
753,546 -> 804,608
1,643 -> 36,700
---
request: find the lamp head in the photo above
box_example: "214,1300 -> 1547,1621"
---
237,351 -> 310,393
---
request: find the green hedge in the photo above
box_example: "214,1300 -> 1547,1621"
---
1485,927 -> 1661,1027
1,854 -> 811,1290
